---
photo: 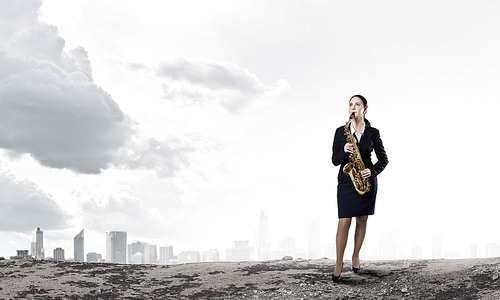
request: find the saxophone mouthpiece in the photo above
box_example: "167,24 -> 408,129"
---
350,112 -> 355,119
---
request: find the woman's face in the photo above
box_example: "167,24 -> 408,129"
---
349,97 -> 366,118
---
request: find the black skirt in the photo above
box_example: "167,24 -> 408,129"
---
337,176 -> 378,218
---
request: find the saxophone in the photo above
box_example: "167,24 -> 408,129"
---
343,113 -> 371,195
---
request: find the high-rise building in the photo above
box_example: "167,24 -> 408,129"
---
257,212 -> 273,261
31,227 -> 44,259
106,231 -> 127,263
74,229 -> 84,262
87,252 -> 102,262
202,249 -> 219,262
178,251 -> 201,263
54,248 -> 65,261
144,244 -> 157,264
308,218 -> 321,259
128,241 -> 158,264
280,237 -> 296,258
258,212 -> 270,252
159,245 -> 174,265
226,241 -> 253,261
128,241 -> 146,264
10,250 -> 30,260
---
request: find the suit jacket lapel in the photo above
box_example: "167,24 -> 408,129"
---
359,125 -> 373,148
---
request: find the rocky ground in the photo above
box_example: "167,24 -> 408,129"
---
0,257 -> 499,299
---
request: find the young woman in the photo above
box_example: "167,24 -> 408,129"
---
331,95 -> 389,281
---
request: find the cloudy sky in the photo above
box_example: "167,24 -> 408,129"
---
1,0 -> 499,260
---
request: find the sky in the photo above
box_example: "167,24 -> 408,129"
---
1,0 -> 499,260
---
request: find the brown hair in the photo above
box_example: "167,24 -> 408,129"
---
350,95 -> 371,126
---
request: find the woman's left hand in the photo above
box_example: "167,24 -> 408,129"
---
361,168 -> 371,179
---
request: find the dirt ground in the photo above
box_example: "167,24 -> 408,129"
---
1,257 -> 499,299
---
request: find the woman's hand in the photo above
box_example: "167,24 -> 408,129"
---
344,143 -> 354,154
361,168 -> 371,179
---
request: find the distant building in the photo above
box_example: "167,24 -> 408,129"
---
257,212 -> 271,260
106,231 -> 127,263
202,249 -> 219,262
280,237 -> 296,258
74,229 -> 84,262
308,218 -> 321,259
128,241 -> 147,264
178,251 -> 201,264
486,243 -> 500,257
10,250 -> 30,260
54,248 -> 65,261
324,244 -> 335,259
87,252 -> 102,262
226,241 -> 253,261
159,245 -> 174,265
411,246 -> 423,259
470,243 -> 477,258
444,251 -> 459,259
31,227 -> 45,259
130,252 -> 144,264
378,233 -> 396,259
128,241 -> 158,264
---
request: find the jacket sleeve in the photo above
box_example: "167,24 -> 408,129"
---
332,127 -> 349,166
368,129 -> 388,177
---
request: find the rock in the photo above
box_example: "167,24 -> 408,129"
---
401,287 -> 409,293
492,274 -> 499,280
282,256 -> 293,261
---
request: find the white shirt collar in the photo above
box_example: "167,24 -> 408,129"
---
350,121 -> 366,135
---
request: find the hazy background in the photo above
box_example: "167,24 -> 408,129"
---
1,0 -> 499,260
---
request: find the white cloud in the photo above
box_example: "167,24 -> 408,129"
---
0,1 -> 132,174
0,171 -> 71,232
72,183 -> 176,239
0,51 -> 133,174
157,58 -> 290,113
0,0 -> 192,177
115,136 -> 193,178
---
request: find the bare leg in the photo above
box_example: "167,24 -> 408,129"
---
352,215 -> 368,269
334,218 -> 352,276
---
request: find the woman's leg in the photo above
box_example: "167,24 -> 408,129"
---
334,218 -> 352,276
352,215 -> 369,269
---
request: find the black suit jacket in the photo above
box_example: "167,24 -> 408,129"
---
332,124 -> 388,182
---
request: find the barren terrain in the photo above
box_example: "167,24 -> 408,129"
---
1,257 -> 499,299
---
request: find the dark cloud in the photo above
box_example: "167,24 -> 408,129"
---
0,172 -> 71,232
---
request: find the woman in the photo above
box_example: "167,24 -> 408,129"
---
331,95 -> 388,281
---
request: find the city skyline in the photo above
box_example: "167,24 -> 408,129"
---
1,1 -> 500,261
5,211 -> 500,262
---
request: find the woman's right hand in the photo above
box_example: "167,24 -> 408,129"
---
344,143 -> 354,154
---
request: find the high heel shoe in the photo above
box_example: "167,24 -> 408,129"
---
332,263 -> 343,282
352,257 -> 361,274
